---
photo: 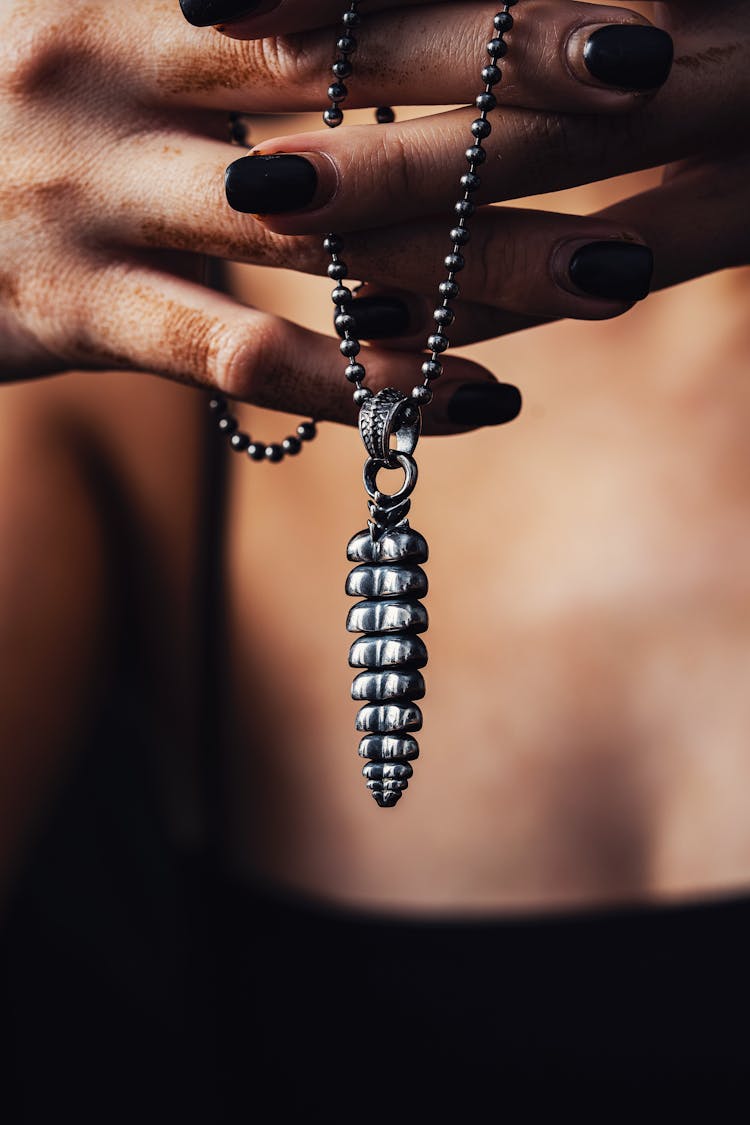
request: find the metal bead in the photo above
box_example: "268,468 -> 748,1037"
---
481,64 -> 502,85
331,58 -> 353,78
348,633 -> 428,669
328,261 -> 348,279
421,359 -> 443,380
449,227 -> 470,245
230,432 -> 251,452
433,307 -> 455,326
332,285 -> 353,304
265,443 -> 284,462
328,82 -> 348,102
343,10 -> 360,26
346,599 -> 428,635
282,436 -> 302,455
445,253 -> 465,272
465,145 -> 486,165
346,563 -> 428,599
335,313 -> 356,335
439,279 -> 460,299
218,415 -> 238,436
351,668 -> 426,702
324,106 -> 344,127
494,12 -> 513,31
208,395 -> 227,413
229,116 -> 249,145
455,199 -> 475,218
411,386 -> 433,405
376,106 -> 395,124
461,172 -> 481,192
337,34 -> 357,53
247,442 -> 265,461
358,734 -> 420,761
475,92 -> 497,112
487,37 -> 508,58
355,702 -> 423,733
345,362 -> 366,383
428,333 -> 449,353
324,234 -> 344,254
353,387 -> 372,405
340,337 -> 361,357
471,117 -> 492,139
297,421 -> 317,441
347,526 -> 429,564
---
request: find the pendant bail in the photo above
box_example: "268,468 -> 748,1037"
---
358,388 -> 421,464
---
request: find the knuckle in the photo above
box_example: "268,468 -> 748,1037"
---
0,8 -> 89,101
0,26 -> 61,99
212,315 -> 279,400
367,128 -> 414,209
235,32 -> 325,93
469,213 -> 518,303
246,228 -> 323,274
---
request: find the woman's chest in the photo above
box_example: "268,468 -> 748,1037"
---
223,282 -> 750,912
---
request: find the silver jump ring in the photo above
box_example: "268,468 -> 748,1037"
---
363,453 -> 419,506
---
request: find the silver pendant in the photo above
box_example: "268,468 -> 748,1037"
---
346,388 -> 428,808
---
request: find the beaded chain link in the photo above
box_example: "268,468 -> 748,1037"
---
209,4 -> 516,470
207,120 -> 319,464
324,0 -> 518,408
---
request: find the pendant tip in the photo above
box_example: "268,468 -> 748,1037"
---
372,789 -> 402,808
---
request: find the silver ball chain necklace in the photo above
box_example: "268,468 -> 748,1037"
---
214,1 -> 519,807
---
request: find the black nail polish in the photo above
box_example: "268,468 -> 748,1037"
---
447,383 -> 522,427
568,242 -> 654,301
584,25 -> 674,90
337,298 -> 411,340
225,155 -> 318,214
179,0 -> 264,26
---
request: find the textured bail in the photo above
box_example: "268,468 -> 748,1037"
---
358,388 -> 421,462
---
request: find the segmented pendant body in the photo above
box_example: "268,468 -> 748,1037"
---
347,522 -> 428,807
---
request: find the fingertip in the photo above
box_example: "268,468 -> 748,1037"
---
443,381 -> 522,431
179,1 -> 279,30
566,20 -> 674,101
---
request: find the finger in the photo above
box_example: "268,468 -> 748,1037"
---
44,255 -> 515,435
179,0 -> 436,35
234,81 -> 701,236
340,207 -> 653,322
337,284 -> 548,348
163,1 -> 673,114
110,133 -> 650,323
224,0 -> 744,240
109,130 -> 650,322
597,156 -> 750,291
348,153 -> 750,348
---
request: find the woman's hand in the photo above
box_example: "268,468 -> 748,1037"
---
184,0 -> 749,346
0,0 -> 519,434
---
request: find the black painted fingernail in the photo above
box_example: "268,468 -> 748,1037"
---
447,383 -> 522,427
179,0 -> 265,26
584,25 -> 674,90
337,298 -> 411,340
225,155 -> 318,214
568,242 -> 654,300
